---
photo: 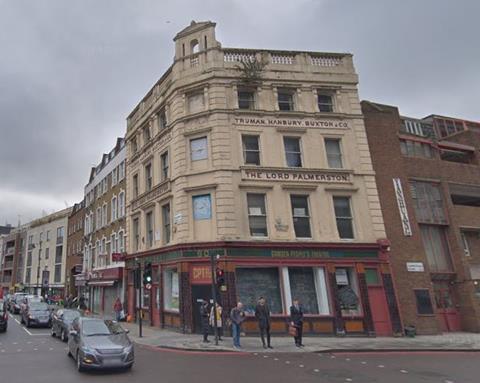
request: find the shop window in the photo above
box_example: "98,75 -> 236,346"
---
365,269 -> 380,285
335,268 -> 361,316
325,138 -> 343,168
410,181 -> 447,224
242,135 -> 260,165
284,137 -> 302,167
247,193 -> 268,237
238,89 -> 255,110
290,195 -> 311,238
317,94 -> 333,112
190,137 -> 208,161
420,225 -> 453,272
236,268 -> 283,314
414,289 -> 434,315
333,196 -> 354,239
277,89 -> 295,111
288,267 -> 319,314
164,268 -> 179,311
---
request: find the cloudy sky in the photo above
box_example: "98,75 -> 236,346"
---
0,0 -> 478,225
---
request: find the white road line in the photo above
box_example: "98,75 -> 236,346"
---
22,326 -> 33,336
400,370 -> 408,374
274,358 -> 279,361
378,365 -> 385,368
299,364 -> 304,368
345,379 -> 353,382
314,369 -> 319,373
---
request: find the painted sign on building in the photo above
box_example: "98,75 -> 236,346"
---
406,262 -> 425,272
242,168 -> 351,183
393,178 -> 412,236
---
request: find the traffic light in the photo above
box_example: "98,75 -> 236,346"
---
143,262 -> 152,289
215,267 -> 225,288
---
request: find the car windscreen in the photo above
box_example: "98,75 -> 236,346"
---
30,303 -> 48,311
82,320 -> 124,336
63,311 -> 80,320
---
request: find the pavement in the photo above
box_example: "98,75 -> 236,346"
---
1,312 -> 478,383
120,320 -> 480,353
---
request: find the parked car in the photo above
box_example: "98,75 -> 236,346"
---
19,295 -> 43,317
68,317 -> 134,372
9,293 -> 27,314
0,299 -> 7,332
51,309 -> 80,342
21,301 -> 52,328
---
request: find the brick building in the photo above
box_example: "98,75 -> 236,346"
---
123,21 -> 401,337
81,137 -> 126,315
0,225 -> 25,297
65,201 -> 85,297
362,101 -> 480,334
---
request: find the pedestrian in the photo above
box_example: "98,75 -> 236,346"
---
79,294 -> 87,311
113,297 -> 123,321
290,298 -> 304,347
255,297 -> 272,349
209,302 -> 223,341
200,299 -> 210,343
230,302 -> 245,349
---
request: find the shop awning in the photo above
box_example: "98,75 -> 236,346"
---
88,280 -> 115,287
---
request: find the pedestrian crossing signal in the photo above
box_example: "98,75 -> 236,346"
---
143,262 -> 152,287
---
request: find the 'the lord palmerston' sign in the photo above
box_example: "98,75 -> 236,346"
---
242,168 -> 351,183
234,117 -> 349,129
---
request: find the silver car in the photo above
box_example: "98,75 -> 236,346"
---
67,317 -> 134,372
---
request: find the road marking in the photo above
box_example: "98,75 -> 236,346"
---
285,361 -> 290,364
263,355 -> 268,358
1,350 -> 5,353
361,361 -> 367,365
253,353 -> 258,355
400,370 -> 408,374
22,327 -> 33,336
346,358 -> 351,361
49,348 -> 54,351
299,364 -> 304,368
345,379 -> 353,382
378,365 -> 385,368
34,348 -> 38,351
274,358 -> 279,361
314,369 -> 319,373
17,349 -> 22,352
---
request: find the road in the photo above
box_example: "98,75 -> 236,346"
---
0,312 -> 478,383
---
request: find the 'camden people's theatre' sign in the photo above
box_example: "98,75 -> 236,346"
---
234,117 -> 349,129
242,168 -> 351,183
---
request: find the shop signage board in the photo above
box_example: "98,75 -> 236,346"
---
241,167 -> 351,183
190,265 -> 212,284
234,116 -> 349,129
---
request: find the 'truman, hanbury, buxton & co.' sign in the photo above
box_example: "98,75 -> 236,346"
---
234,117 -> 349,129
241,167 -> 351,183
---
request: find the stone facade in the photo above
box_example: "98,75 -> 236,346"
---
0,225 -> 26,296
23,208 -> 71,296
362,101 -> 480,334
124,21 -> 400,336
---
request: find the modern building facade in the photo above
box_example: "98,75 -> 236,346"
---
66,201 -> 85,297
81,138 -> 126,316
124,21 -> 401,336
23,208 -> 71,296
362,101 -> 480,334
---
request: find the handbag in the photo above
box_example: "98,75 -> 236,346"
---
288,324 -> 298,337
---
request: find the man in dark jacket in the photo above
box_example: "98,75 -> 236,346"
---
230,302 -> 245,348
200,299 -> 210,343
290,298 -> 304,347
255,297 -> 272,349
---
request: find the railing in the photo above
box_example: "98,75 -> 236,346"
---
224,51 -> 256,63
310,55 -> 342,67
271,54 -> 295,65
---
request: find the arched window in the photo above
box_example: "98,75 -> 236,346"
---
191,39 -> 199,54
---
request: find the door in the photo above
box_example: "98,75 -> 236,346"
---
433,281 -> 461,332
191,285 -> 212,334
365,268 -> 393,336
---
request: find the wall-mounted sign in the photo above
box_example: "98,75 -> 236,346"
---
406,262 -> 424,272
131,180 -> 171,212
190,265 -> 212,284
193,194 -> 212,220
242,168 -> 350,183
174,213 -> 184,224
393,178 -> 412,236
234,117 -> 349,129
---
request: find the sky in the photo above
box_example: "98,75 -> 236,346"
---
0,0 -> 479,225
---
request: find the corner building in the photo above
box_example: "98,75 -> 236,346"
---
125,21 -> 401,336
362,101 -> 480,333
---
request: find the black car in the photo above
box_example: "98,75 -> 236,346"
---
9,293 -> 27,314
21,302 -> 51,328
51,309 -> 80,341
0,299 -> 7,332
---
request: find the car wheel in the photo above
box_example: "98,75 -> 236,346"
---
61,330 -> 68,342
76,351 -> 84,372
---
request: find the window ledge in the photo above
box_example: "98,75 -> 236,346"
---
183,183 -> 218,193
